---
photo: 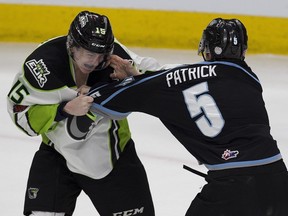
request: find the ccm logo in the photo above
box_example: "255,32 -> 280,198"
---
113,207 -> 144,216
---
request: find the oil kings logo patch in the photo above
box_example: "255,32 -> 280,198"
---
25,59 -> 50,88
221,149 -> 239,161
28,187 -> 39,199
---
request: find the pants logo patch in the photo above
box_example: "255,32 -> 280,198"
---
28,187 -> 39,199
113,207 -> 144,216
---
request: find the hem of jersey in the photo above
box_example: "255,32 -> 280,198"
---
204,153 -> 282,170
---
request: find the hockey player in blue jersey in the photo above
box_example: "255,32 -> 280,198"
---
6,10 -> 170,216
88,18 -> 288,216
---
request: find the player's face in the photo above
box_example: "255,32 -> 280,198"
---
72,46 -> 105,74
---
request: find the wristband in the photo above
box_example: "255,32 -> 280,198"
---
55,101 -> 72,122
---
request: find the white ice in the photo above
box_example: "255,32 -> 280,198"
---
0,43 -> 288,215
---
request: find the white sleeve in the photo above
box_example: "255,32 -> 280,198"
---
7,70 -> 77,136
115,38 -> 182,73
114,38 -> 161,73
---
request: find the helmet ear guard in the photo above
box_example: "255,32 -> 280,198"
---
198,18 -> 248,61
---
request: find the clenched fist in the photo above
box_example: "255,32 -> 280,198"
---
63,94 -> 94,116
109,55 -> 141,80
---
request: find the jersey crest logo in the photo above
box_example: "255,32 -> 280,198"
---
25,59 -> 50,88
221,149 -> 239,160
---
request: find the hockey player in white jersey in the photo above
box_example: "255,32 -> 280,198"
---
7,11 -> 161,216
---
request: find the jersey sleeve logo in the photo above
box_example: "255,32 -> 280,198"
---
25,59 -> 51,88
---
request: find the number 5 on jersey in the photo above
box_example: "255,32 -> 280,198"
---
183,81 -> 225,137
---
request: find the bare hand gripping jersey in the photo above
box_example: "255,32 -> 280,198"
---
7,36 -> 162,179
89,60 -> 282,170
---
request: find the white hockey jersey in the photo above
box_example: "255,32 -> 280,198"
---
7,36 -> 163,179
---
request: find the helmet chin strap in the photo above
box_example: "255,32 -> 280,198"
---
94,60 -> 107,71
94,54 -> 109,71
67,45 -> 75,60
202,52 -> 213,61
201,52 -> 207,61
